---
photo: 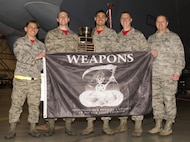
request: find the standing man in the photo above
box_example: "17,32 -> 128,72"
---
114,11 -> 150,137
148,15 -> 185,136
5,20 -> 45,139
44,10 -> 78,137
81,10 -> 118,135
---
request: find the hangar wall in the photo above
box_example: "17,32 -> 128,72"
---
0,35 -> 16,87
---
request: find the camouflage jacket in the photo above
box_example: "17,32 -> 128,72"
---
117,27 -> 150,51
148,28 -> 185,77
45,27 -> 78,53
13,35 -> 45,78
92,26 -> 118,52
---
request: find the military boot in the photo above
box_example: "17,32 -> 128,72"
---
148,119 -> 162,134
65,118 -> 76,135
44,119 -> 55,137
102,117 -> 115,135
4,122 -> 17,139
159,120 -> 173,136
81,117 -> 96,135
115,117 -> 128,133
132,120 -> 143,136
28,123 -> 41,137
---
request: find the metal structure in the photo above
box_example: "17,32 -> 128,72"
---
0,35 -> 16,86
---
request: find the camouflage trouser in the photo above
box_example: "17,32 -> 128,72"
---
9,78 -> 41,123
152,76 -> 177,122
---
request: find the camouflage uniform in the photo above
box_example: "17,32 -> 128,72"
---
92,26 -> 118,52
45,27 -> 78,136
45,27 -> 78,53
82,26 -> 118,135
117,27 -> 149,51
148,28 -> 185,135
9,35 -> 44,124
115,27 -> 150,136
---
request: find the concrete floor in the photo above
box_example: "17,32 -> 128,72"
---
0,87 -> 190,142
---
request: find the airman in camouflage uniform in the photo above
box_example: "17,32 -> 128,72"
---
114,11 -> 150,137
92,26 -> 118,52
148,15 -> 185,136
44,10 -> 78,137
81,10 -> 118,136
5,20 -> 45,139
45,28 -> 77,53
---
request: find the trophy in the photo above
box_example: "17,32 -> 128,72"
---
77,26 -> 94,52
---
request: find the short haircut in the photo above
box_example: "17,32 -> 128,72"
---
120,11 -> 132,18
157,15 -> 169,22
57,10 -> 69,18
95,10 -> 107,17
25,20 -> 39,28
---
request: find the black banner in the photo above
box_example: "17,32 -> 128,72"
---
45,51 -> 152,118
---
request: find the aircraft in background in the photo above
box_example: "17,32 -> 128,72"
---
1,0 -> 189,54
0,0 -> 61,50
0,0 -> 119,51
